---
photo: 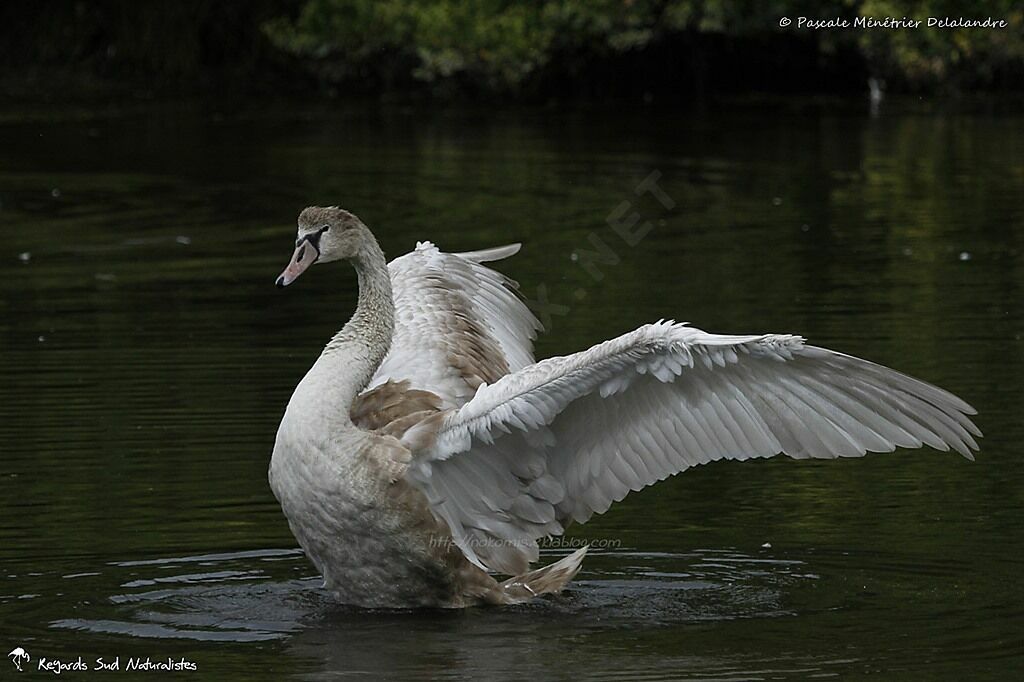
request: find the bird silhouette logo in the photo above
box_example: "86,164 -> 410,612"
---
8,647 -> 30,671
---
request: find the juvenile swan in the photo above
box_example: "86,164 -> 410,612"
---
270,206 -> 980,608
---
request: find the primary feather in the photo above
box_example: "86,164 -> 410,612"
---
397,322 -> 978,573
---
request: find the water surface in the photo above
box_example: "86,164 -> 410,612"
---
1,100 -> 1022,679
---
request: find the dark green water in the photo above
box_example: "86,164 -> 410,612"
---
1,101 -> 1022,680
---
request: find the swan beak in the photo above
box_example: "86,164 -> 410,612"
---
276,242 -> 317,288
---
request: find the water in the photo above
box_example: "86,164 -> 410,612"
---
1,100 -> 1022,679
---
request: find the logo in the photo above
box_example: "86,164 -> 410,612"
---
8,647 -> 30,672
7,646 -> 197,673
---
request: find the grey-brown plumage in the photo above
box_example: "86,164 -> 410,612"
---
270,206 -> 978,608
271,207 -> 582,607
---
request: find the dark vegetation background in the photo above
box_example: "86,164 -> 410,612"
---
2,0 -> 1022,103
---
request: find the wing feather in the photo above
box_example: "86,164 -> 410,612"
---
367,242 -> 541,409
402,321 -> 980,573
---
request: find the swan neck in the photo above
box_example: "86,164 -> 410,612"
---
328,236 -> 394,388
287,233 -> 394,433
352,241 -> 394,349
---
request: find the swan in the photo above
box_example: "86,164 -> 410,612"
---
270,206 -> 980,608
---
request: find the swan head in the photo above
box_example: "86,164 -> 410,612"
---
276,206 -> 370,287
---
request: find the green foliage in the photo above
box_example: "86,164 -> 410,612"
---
3,0 -> 1020,97
264,0 -> 1024,94
263,0 -> 716,91
263,0 -> 558,90
856,0 -> 1024,89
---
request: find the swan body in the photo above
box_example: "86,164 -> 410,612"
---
270,206 -> 980,608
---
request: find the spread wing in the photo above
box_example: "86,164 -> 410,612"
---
364,242 -> 541,409
399,321 -> 981,574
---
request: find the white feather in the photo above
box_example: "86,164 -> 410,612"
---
402,321 -> 980,574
